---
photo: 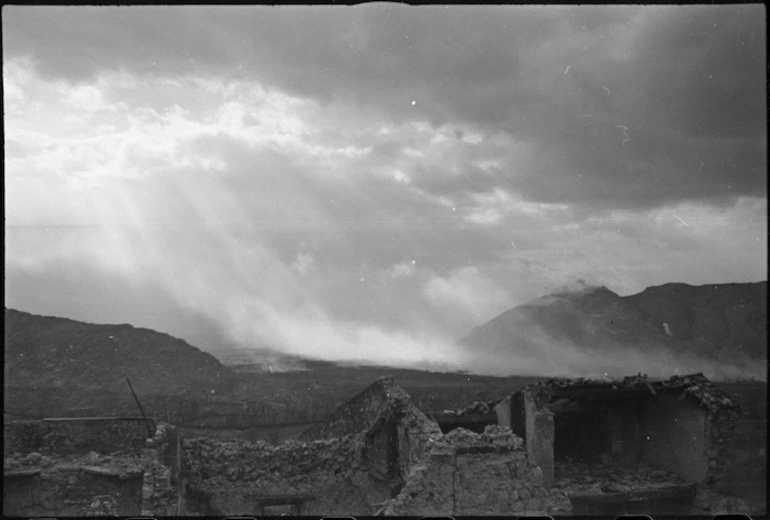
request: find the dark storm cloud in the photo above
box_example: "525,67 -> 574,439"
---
634,5 -> 765,139
3,5 -> 765,211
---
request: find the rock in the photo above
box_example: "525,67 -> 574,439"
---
86,495 -> 117,516
82,466 -> 122,476
530,465 -> 543,484
24,452 -> 42,465
601,484 -> 622,493
83,451 -> 101,465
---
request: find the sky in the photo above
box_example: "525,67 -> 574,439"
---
3,5 -> 767,374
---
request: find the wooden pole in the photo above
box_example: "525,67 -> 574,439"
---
125,376 -> 154,438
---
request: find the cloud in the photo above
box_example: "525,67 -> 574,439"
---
422,266 -> 512,327
385,261 -> 417,280
291,253 -> 315,276
5,5 -> 765,212
3,7 -> 766,376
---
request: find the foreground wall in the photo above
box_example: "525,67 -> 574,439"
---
4,418 -> 155,457
181,433 -> 391,515
3,419 -> 179,517
384,426 -> 548,516
4,466 -> 143,516
181,381 -> 553,517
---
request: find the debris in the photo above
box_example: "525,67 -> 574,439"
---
83,451 -> 101,465
24,452 -> 42,465
85,494 -> 117,516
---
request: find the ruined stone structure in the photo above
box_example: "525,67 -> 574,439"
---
494,373 -> 749,514
183,377 -> 548,516
3,417 -> 180,517
4,373 -> 762,516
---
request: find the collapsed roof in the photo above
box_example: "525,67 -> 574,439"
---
520,373 -> 739,413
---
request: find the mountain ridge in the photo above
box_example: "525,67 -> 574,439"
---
460,281 -> 767,379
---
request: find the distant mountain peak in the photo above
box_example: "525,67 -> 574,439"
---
459,281 -> 767,379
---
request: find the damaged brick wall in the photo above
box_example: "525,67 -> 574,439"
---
181,433 -> 391,516
383,426 -> 550,516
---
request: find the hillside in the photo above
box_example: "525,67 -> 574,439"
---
4,308 -> 236,395
460,282 -> 767,379
624,282 -> 767,360
5,279 -> 765,432
3,308 -> 534,429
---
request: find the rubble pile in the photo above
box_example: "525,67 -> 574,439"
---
529,373 -> 738,412
441,399 -> 499,417
85,495 -> 118,516
695,486 -> 754,514
672,374 -> 740,412
4,450 -> 144,479
552,459 -> 686,496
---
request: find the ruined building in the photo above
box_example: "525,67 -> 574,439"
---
494,374 -> 743,514
4,417 -> 181,516
182,377 -> 549,516
3,373 -> 761,516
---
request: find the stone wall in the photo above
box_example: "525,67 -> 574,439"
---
523,389 -> 555,487
4,418 -> 155,456
3,466 -> 143,516
3,419 -> 178,517
181,432 -> 391,516
300,377 -> 406,441
383,426 -> 549,516
395,405 -> 443,481
181,401 -> 554,517
141,423 -> 181,516
180,377 -> 453,516
639,394 -> 710,482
